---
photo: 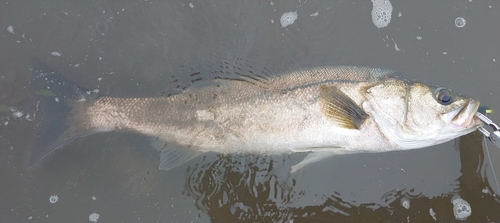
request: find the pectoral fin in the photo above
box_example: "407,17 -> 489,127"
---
290,148 -> 355,173
319,85 -> 368,129
149,137 -> 201,170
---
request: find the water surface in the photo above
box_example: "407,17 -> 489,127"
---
1,0 -> 499,222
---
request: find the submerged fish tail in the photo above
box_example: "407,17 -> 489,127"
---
29,57 -> 97,167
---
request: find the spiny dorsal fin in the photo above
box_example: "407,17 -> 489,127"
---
214,73 -> 270,90
319,85 -> 368,129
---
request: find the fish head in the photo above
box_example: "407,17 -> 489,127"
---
364,78 -> 482,149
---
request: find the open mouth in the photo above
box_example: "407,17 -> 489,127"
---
451,99 -> 481,127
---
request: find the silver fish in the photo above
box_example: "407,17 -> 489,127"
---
30,61 -> 482,172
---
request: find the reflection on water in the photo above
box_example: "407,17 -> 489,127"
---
184,154 -> 298,221
184,132 -> 500,222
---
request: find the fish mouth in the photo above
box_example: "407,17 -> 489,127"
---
449,99 -> 481,128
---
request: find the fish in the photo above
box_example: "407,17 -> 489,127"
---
29,58 -> 483,172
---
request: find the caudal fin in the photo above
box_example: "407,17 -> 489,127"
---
29,57 -> 94,167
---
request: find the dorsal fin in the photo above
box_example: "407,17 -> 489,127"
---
214,73 -> 270,89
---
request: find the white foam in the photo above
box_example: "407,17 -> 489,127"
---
51,51 -> 61,57
89,213 -> 100,222
451,196 -> 471,220
280,11 -> 298,28
371,0 -> 393,28
7,25 -> 15,34
310,12 -> 319,17
401,198 -> 410,209
11,108 -> 23,118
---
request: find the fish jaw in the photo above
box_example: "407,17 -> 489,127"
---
443,99 -> 481,128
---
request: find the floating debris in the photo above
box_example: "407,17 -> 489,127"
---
51,52 -> 62,57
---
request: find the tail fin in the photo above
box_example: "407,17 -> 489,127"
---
29,57 -> 94,167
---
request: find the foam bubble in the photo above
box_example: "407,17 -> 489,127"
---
310,12 -> 319,17
11,108 -> 23,118
49,194 -> 59,204
455,17 -> 466,28
371,0 -> 393,28
401,198 -> 410,209
451,196 -> 471,220
280,11 -> 298,28
429,208 -> 437,220
89,213 -> 100,222
7,25 -> 15,34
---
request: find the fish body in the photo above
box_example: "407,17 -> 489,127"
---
30,62 -> 482,172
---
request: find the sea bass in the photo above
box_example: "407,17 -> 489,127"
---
30,60 -> 482,172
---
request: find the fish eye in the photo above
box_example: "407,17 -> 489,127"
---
434,88 -> 452,105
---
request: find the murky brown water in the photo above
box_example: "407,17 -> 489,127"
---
1,0 -> 499,222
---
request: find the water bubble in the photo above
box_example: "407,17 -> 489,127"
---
455,17 -> 466,28
49,194 -> 59,204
